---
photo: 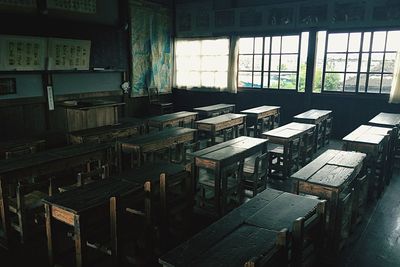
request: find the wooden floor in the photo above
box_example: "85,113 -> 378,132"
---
1,139 -> 400,267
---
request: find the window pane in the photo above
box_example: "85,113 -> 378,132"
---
346,53 -> 359,72
254,55 -> 262,71
176,40 -> 201,56
369,53 -> 384,72
238,72 -> 252,87
253,72 -> 262,88
176,71 -> 190,87
263,73 -> 269,88
280,55 -> 298,71
176,56 -> 198,71
202,39 -> 229,55
201,56 -> 227,71
270,73 -> 279,88
264,37 -> 271,53
188,72 -> 201,87
359,74 -> 367,92
281,36 -> 299,53
326,54 -> 346,72
344,74 -> 357,92
264,55 -> 270,71
271,36 -> 281,53
362,32 -> 371,52
215,72 -> 228,88
239,38 -> 254,54
372,31 -> 386,51
386,31 -> 400,52
271,55 -> 280,71
367,74 -> 381,93
239,55 -> 253,71
382,74 -> 393,94
360,53 -> 369,72
324,73 -> 344,91
280,73 -> 297,89
348,33 -> 361,52
381,74 -> 393,94
327,33 -> 348,52
384,53 -> 396,73
254,38 -> 263,54
201,72 -> 215,87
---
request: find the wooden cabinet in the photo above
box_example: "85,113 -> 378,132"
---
57,100 -> 125,132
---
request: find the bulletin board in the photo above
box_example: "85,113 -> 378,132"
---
47,38 -> 91,70
0,35 -> 47,71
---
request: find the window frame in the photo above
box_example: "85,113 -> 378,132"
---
237,32 -> 306,92
320,29 -> 398,95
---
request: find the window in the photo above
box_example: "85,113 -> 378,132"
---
174,38 -> 229,89
237,33 -> 309,91
319,30 -> 400,94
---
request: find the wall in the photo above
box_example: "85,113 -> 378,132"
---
0,0 -> 128,141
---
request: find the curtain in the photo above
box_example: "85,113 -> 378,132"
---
389,50 -> 400,103
130,1 -> 172,97
226,36 -> 239,94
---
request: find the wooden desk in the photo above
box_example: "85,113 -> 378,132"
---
147,111 -> 198,130
159,188 -> 323,267
193,103 -> 235,119
0,138 -> 46,159
262,122 -> 316,179
43,178 -> 141,267
68,119 -> 145,144
0,142 -> 113,247
195,113 -> 247,145
57,100 -> 125,132
343,125 -> 391,195
240,105 -> 280,137
292,149 -> 366,251
116,127 -> 197,169
369,112 -> 400,127
193,136 -> 267,216
293,109 -> 333,148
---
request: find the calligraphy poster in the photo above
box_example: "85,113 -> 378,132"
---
0,35 -> 46,71
47,0 -> 96,14
47,38 -> 91,70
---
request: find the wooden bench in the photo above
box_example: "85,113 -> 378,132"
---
293,109 -> 333,149
0,138 -> 46,160
292,149 -> 367,254
193,103 -> 235,119
240,105 -> 281,137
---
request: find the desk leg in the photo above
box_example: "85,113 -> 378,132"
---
45,204 -> 55,266
0,176 -> 11,247
74,215 -> 87,267
215,166 -> 221,216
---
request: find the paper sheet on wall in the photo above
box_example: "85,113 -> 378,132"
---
0,0 -> 35,8
47,0 -> 96,14
47,38 -> 91,70
0,35 -> 47,71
